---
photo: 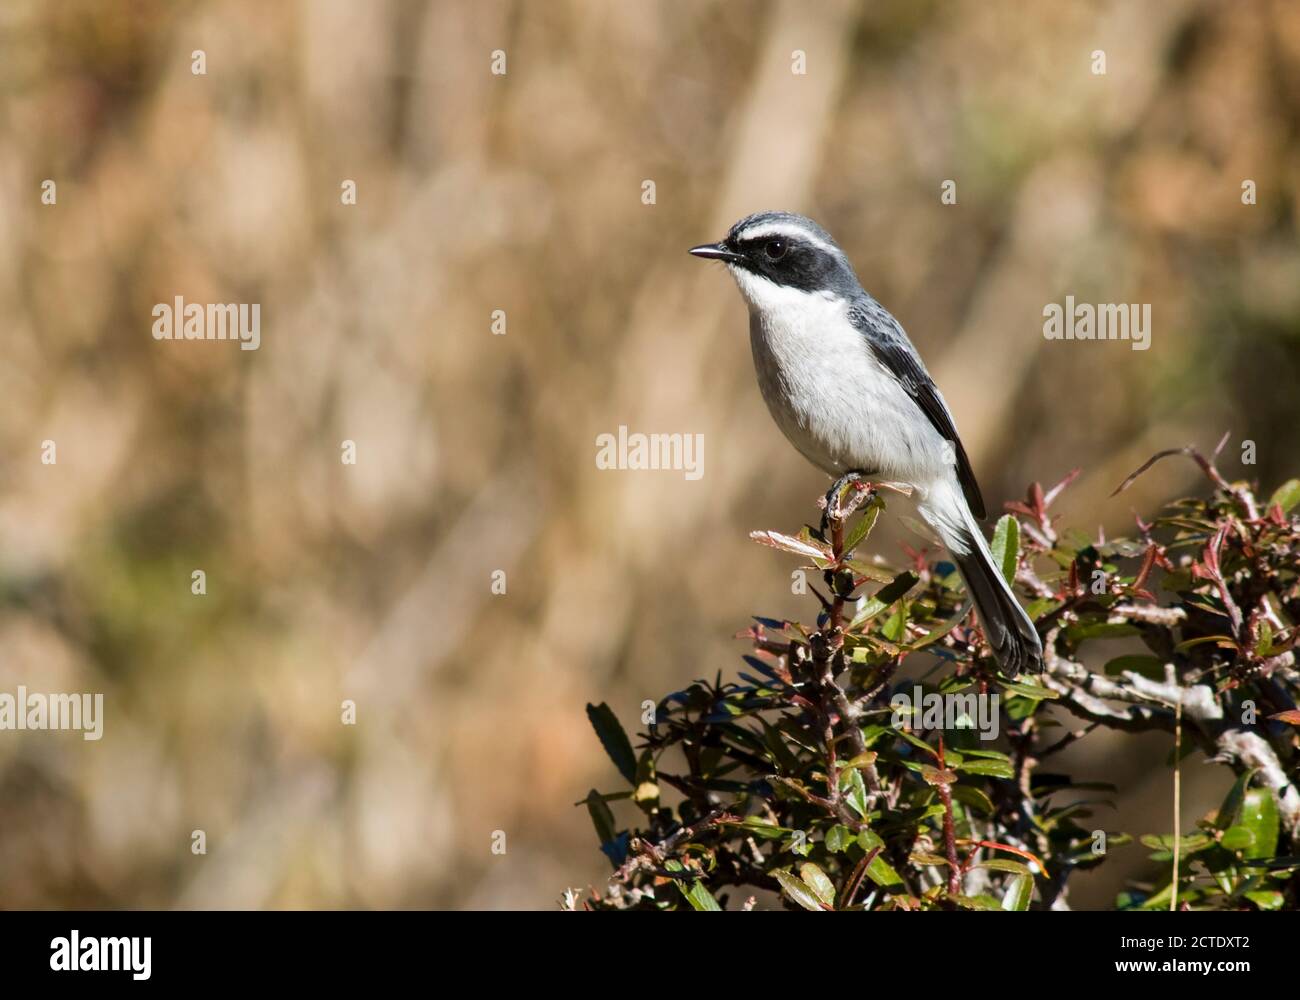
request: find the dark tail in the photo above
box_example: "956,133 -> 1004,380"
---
952,543 -> 1043,676
919,478 -> 1043,676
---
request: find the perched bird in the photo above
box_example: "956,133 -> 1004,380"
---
691,211 -> 1042,675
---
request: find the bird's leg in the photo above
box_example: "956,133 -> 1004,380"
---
819,471 -> 876,598
819,470 -> 871,537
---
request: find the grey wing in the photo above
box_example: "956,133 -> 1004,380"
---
848,300 -> 987,520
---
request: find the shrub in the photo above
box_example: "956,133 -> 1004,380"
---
569,443 -> 1300,911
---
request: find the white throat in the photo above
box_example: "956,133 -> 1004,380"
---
727,266 -> 844,324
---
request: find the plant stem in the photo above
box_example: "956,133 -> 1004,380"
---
936,734 -> 961,896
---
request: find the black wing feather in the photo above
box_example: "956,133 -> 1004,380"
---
848,299 -> 987,520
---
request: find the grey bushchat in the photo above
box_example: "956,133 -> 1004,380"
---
692,211 -> 1043,675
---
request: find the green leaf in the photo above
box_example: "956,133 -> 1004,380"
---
858,828 -> 885,852
841,559 -> 897,584
857,829 -> 904,887
1238,787 -> 1279,860
1174,635 -> 1236,653
665,860 -> 722,911
976,858 -> 1034,877
1220,826 -> 1255,852
843,498 -> 882,554
1256,620 -> 1279,657
951,785 -> 996,816
865,855 -> 905,888
1065,621 -> 1140,642
825,824 -> 856,853
739,815 -> 792,840
1267,478 -> 1300,513
585,703 -> 638,784
1214,770 -> 1256,830
1140,832 -> 1213,859
881,604 -> 908,642
876,571 -> 920,606
1002,873 -> 1033,911
950,893 -> 1002,910
892,726 -> 939,759
800,862 -> 836,908
1134,881 -> 1176,911
990,515 -> 1020,584
840,766 -> 869,818
1243,890 -> 1284,910
1103,655 -> 1165,679
849,571 -> 919,629
680,880 -> 723,910
774,868 -> 827,911
997,678 -> 1061,701
909,604 -> 970,650
958,748 -> 1012,761
955,758 -> 1015,779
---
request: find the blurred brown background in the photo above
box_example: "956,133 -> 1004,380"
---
1,0 -> 1298,909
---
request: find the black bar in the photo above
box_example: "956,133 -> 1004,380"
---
0,910 -> 1287,986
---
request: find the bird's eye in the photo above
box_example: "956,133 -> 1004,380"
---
764,238 -> 788,261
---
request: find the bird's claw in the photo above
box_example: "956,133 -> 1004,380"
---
819,471 -> 876,537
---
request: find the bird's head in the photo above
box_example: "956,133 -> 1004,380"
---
690,211 -> 862,312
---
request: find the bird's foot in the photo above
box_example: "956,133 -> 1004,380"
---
818,471 -> 876,538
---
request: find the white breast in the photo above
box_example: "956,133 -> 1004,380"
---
731,267 -> 950,485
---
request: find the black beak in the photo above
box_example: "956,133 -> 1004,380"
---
689,242 -> 744,263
